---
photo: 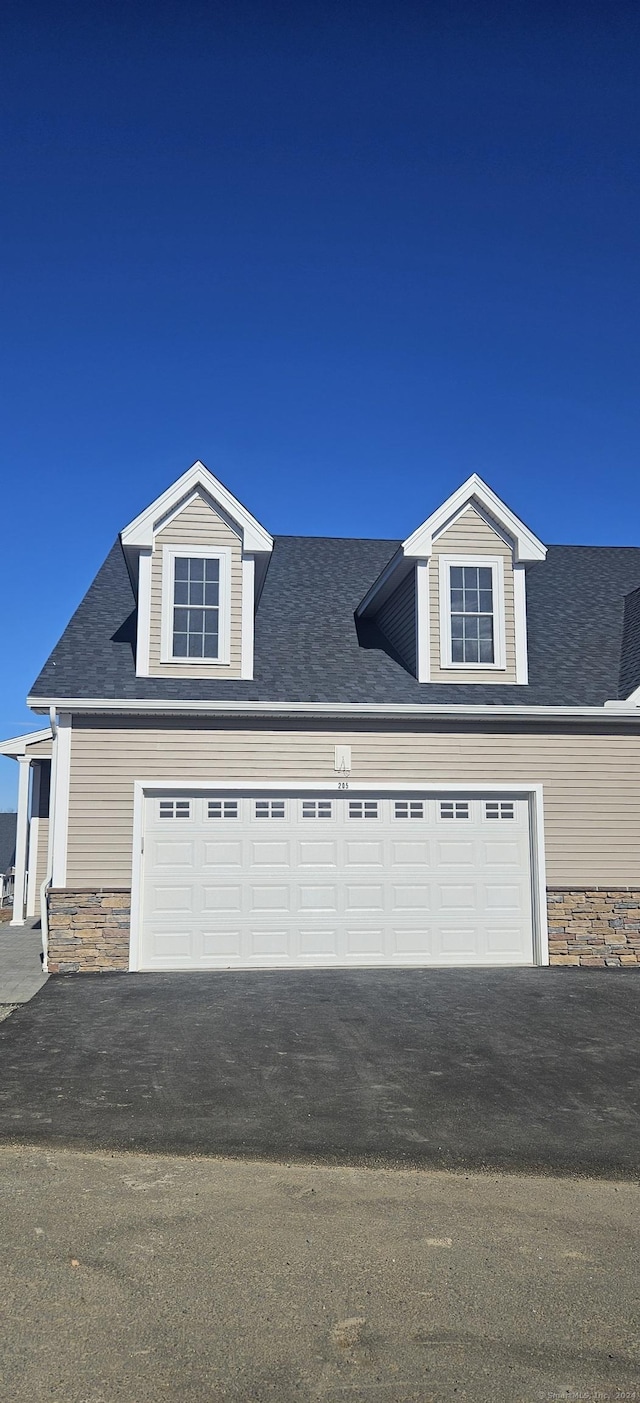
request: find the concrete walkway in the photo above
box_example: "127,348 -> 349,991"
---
0,920 -> 48,1003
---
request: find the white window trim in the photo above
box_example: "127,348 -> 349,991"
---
438,554 -> 506,671
160,545 -> 232,666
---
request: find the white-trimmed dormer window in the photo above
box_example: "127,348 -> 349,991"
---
161,546 -> 231,665
439,555 -> 506,670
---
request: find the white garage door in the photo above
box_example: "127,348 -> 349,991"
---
137,791 -> 535,970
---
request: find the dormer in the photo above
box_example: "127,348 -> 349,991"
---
357,475 -> 546,684
121,462 -> 273,681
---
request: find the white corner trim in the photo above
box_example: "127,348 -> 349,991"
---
128,780 -> 549,969
531,784 -> 549,965
120,461 -> 273,555
438,554 -> 506,671
241,554 -> 255,679
513,565 -> 529,685
51,713 -> 71,887
416,559 -> 430,682
135,548 -> 152,677
129,781 -> 145,972
404,474 -> 547,564
160,544 -> 232,666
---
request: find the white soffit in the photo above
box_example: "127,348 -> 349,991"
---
358,474 -> 546,617
120,461 -> 274,556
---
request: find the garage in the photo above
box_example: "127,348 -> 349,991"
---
135,789 -> 539,970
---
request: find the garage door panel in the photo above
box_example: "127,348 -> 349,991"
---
345,840 -> 385,867
299,884 -> 338,912
202,929 -> 243,958
436,840 -> 476,866
344,884 -> 385,912
152,885 -> 194,913
250,885 -> 292,912
392,840 -> 431,866
202,884 -> 242,913
153,840 -> 195,867
250,840 -> 291,867
345,928 -> 385,956
298,841 -> 339,868
202,840 -> 243,868
140,792 -> 535,969
299,928 -> 339,957
392,885 -> 431,910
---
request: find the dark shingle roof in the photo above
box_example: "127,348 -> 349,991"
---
619,587 -> 640,700
0,812 -> 16,874
29,535 -> 640,708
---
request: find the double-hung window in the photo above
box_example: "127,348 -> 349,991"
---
439,555 -> 505,669
161,546 -> 231,664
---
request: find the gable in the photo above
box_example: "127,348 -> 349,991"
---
429,505 -> 517,684
147,490 -> 244,679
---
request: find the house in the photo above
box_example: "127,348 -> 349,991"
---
3,460 -> 640,973
0,812 -> 17,908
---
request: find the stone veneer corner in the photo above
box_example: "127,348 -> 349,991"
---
47,889 -> 131,974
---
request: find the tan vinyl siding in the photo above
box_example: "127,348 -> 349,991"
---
148,490 -> 243,678
66,718 -> 640,889
25,736 -> 53,759
429,505 -> 517,683
376,569 -> 416,675
33,817 -> 49,892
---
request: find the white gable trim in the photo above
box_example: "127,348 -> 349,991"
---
404,475 -> 546,564
0,729 -> 53,758
121,461 -> 273,555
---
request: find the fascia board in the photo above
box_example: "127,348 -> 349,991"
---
120,461 -> 273,555
403,474 -> 547,564
356,548 -> 407,617
26,696 -> 640,723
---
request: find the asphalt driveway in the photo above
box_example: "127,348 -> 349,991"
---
0,968 -> 639,1175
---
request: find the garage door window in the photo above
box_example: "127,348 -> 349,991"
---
159,799 -> 191,819
348,800 -> 379,819
208,799 -> 239,819
439,801 -> 469,820
394,800 -> 425,819
255,799 -> 286,819
302,800 -> 333,819
485,801 -> 515,820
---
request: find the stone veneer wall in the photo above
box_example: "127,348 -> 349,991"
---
547,888 -> 640,967
46,887 -> 640,974
47,889 -> 131,974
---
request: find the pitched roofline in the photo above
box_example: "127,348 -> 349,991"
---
0,728 -> 53,757
26,696 -> 640,723
357,474 -> 547,618
120,461 -> 274,555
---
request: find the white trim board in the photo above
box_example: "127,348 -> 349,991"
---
51,713 -> 71,888
27,696 -> 640,721
129,779 -> 548,971
437,554 -> 506,671
160,545 -> 232,666
121,461 -> 273,556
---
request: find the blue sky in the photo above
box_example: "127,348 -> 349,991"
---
1,0 -> 639,806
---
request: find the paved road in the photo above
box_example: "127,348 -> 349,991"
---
1,968 -> 639,1174
1,1146 -> 639,1403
